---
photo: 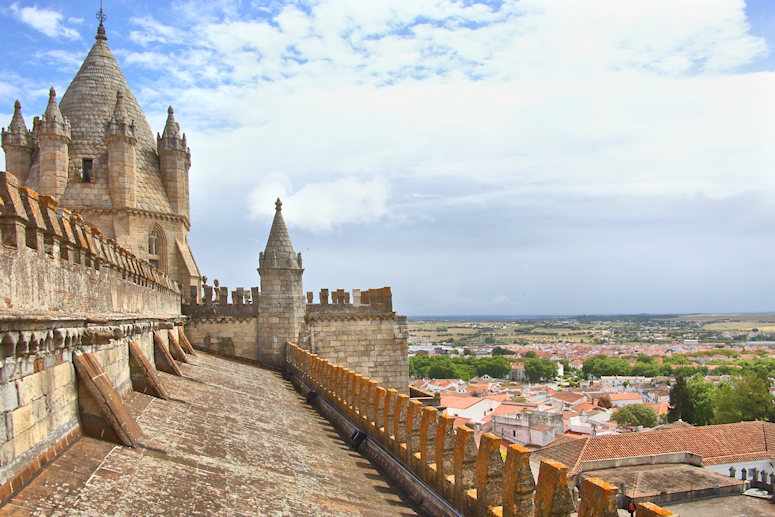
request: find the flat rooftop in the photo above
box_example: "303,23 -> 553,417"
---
581,463 -> 745,500
2,353 -> 424,516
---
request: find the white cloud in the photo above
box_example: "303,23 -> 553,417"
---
248,173 -> 391,232
9,3 -> 80,40
128,16 -> 186,46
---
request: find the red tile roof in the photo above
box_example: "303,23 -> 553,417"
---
532,421 -> 775,476
551,391 -> 588,404
607,392 -> 643,401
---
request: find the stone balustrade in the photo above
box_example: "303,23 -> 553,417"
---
287,344 -> 677,517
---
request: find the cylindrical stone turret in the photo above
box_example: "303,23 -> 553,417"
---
257,198 -> 305,368
36,88 -> 71,199
2,100 -> 35,184
157,106 -> 190,220
106,90 -> 137,208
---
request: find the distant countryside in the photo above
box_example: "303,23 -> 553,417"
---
408,314 -> 775,427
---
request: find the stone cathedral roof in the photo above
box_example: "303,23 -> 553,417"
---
261,198 -> 302,270
26,23 -> 174,215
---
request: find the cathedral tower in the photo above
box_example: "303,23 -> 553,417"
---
2,20 -> 200,301
258,199 -> 306,368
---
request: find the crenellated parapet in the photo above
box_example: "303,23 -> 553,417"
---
286,344 -> 676,517
182,284 -> 260,317
306,286 -> 395,319
0,171 -> 180,314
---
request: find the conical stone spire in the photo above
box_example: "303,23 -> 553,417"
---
2,100 -> 34,147
107,89 -> 136,138
260,198 -> 302,270
9,100 -> 28,135
2,100 -> 35,183
162,106 -> 180,139
38,88 -> 70,137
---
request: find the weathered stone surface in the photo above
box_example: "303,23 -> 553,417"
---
3,353 -> 423,516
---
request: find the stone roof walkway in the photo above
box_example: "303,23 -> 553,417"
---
3,353 -> 424,516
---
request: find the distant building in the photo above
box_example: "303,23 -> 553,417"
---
491,409 -> 564,447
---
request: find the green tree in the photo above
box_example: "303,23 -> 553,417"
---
714,369 -> 775,424
612,404 -> 658,428
492,346 -> 511,356
475,356 -> 512,379
428,363 -> 455,379
525,351 -> 537,358
686,373 -> 717,426
524,357 -> 556,382
667,376 -> 693,423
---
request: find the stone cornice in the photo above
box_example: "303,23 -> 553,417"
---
74,206 -> 190,229
306,312 -> 397,323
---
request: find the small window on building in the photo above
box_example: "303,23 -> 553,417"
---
148,231 -> 160,268
82,159 -> 93,182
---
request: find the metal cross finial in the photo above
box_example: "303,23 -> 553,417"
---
96,1 -> 107,25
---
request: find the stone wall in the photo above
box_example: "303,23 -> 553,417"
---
184,286 -> 410,392
0,171 -> 188,501
0,171 -> 180,317
183,285 -> 261,362
184,315 -> 259,361
302,287 -> 409,393
0,317 -> 186,497
287,344 -> 677,517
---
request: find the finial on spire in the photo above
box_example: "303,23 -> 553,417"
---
168,106 -> 174,115
96,0 -> 107,41
275,198 -> 282,211
14,99 -> 21,110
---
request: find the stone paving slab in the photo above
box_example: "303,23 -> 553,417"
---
2,353 -> 424,516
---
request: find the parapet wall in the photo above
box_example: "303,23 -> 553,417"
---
0,318 -> 188,500
0,171 -> 180,317
182,285 -> 260,362
184,285 -> 410,390
302,287 -> 409,393
287,344 -> 676,517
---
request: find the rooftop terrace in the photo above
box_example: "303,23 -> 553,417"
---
2,353 -> 423,516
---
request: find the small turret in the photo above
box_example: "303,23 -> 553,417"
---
157,106 -> 190,220
2,100 -> 35,183
257,199 -> 306,368
106,89 -> 137,207
258,199 -> 303,274
35,87 -> 71,199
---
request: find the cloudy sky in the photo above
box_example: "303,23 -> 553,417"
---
1,0 -> 774,316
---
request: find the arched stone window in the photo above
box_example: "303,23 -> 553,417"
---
147,226 -> 166,271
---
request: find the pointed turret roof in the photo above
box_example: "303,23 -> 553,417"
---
53,22 -> 172,213
162,106 -> 180,139
2,99 -> 34,148
9,100 -> 28,134
262,199 -> 302,269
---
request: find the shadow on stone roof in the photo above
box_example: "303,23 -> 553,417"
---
2,353 -> 425,516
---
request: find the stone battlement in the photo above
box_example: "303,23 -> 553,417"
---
287,344 -> 676,517
0,171 -> 180,316
307,286 -> 394,315
182,284 -> 259,317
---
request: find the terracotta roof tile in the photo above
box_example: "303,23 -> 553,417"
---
532,421 -> 775,476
